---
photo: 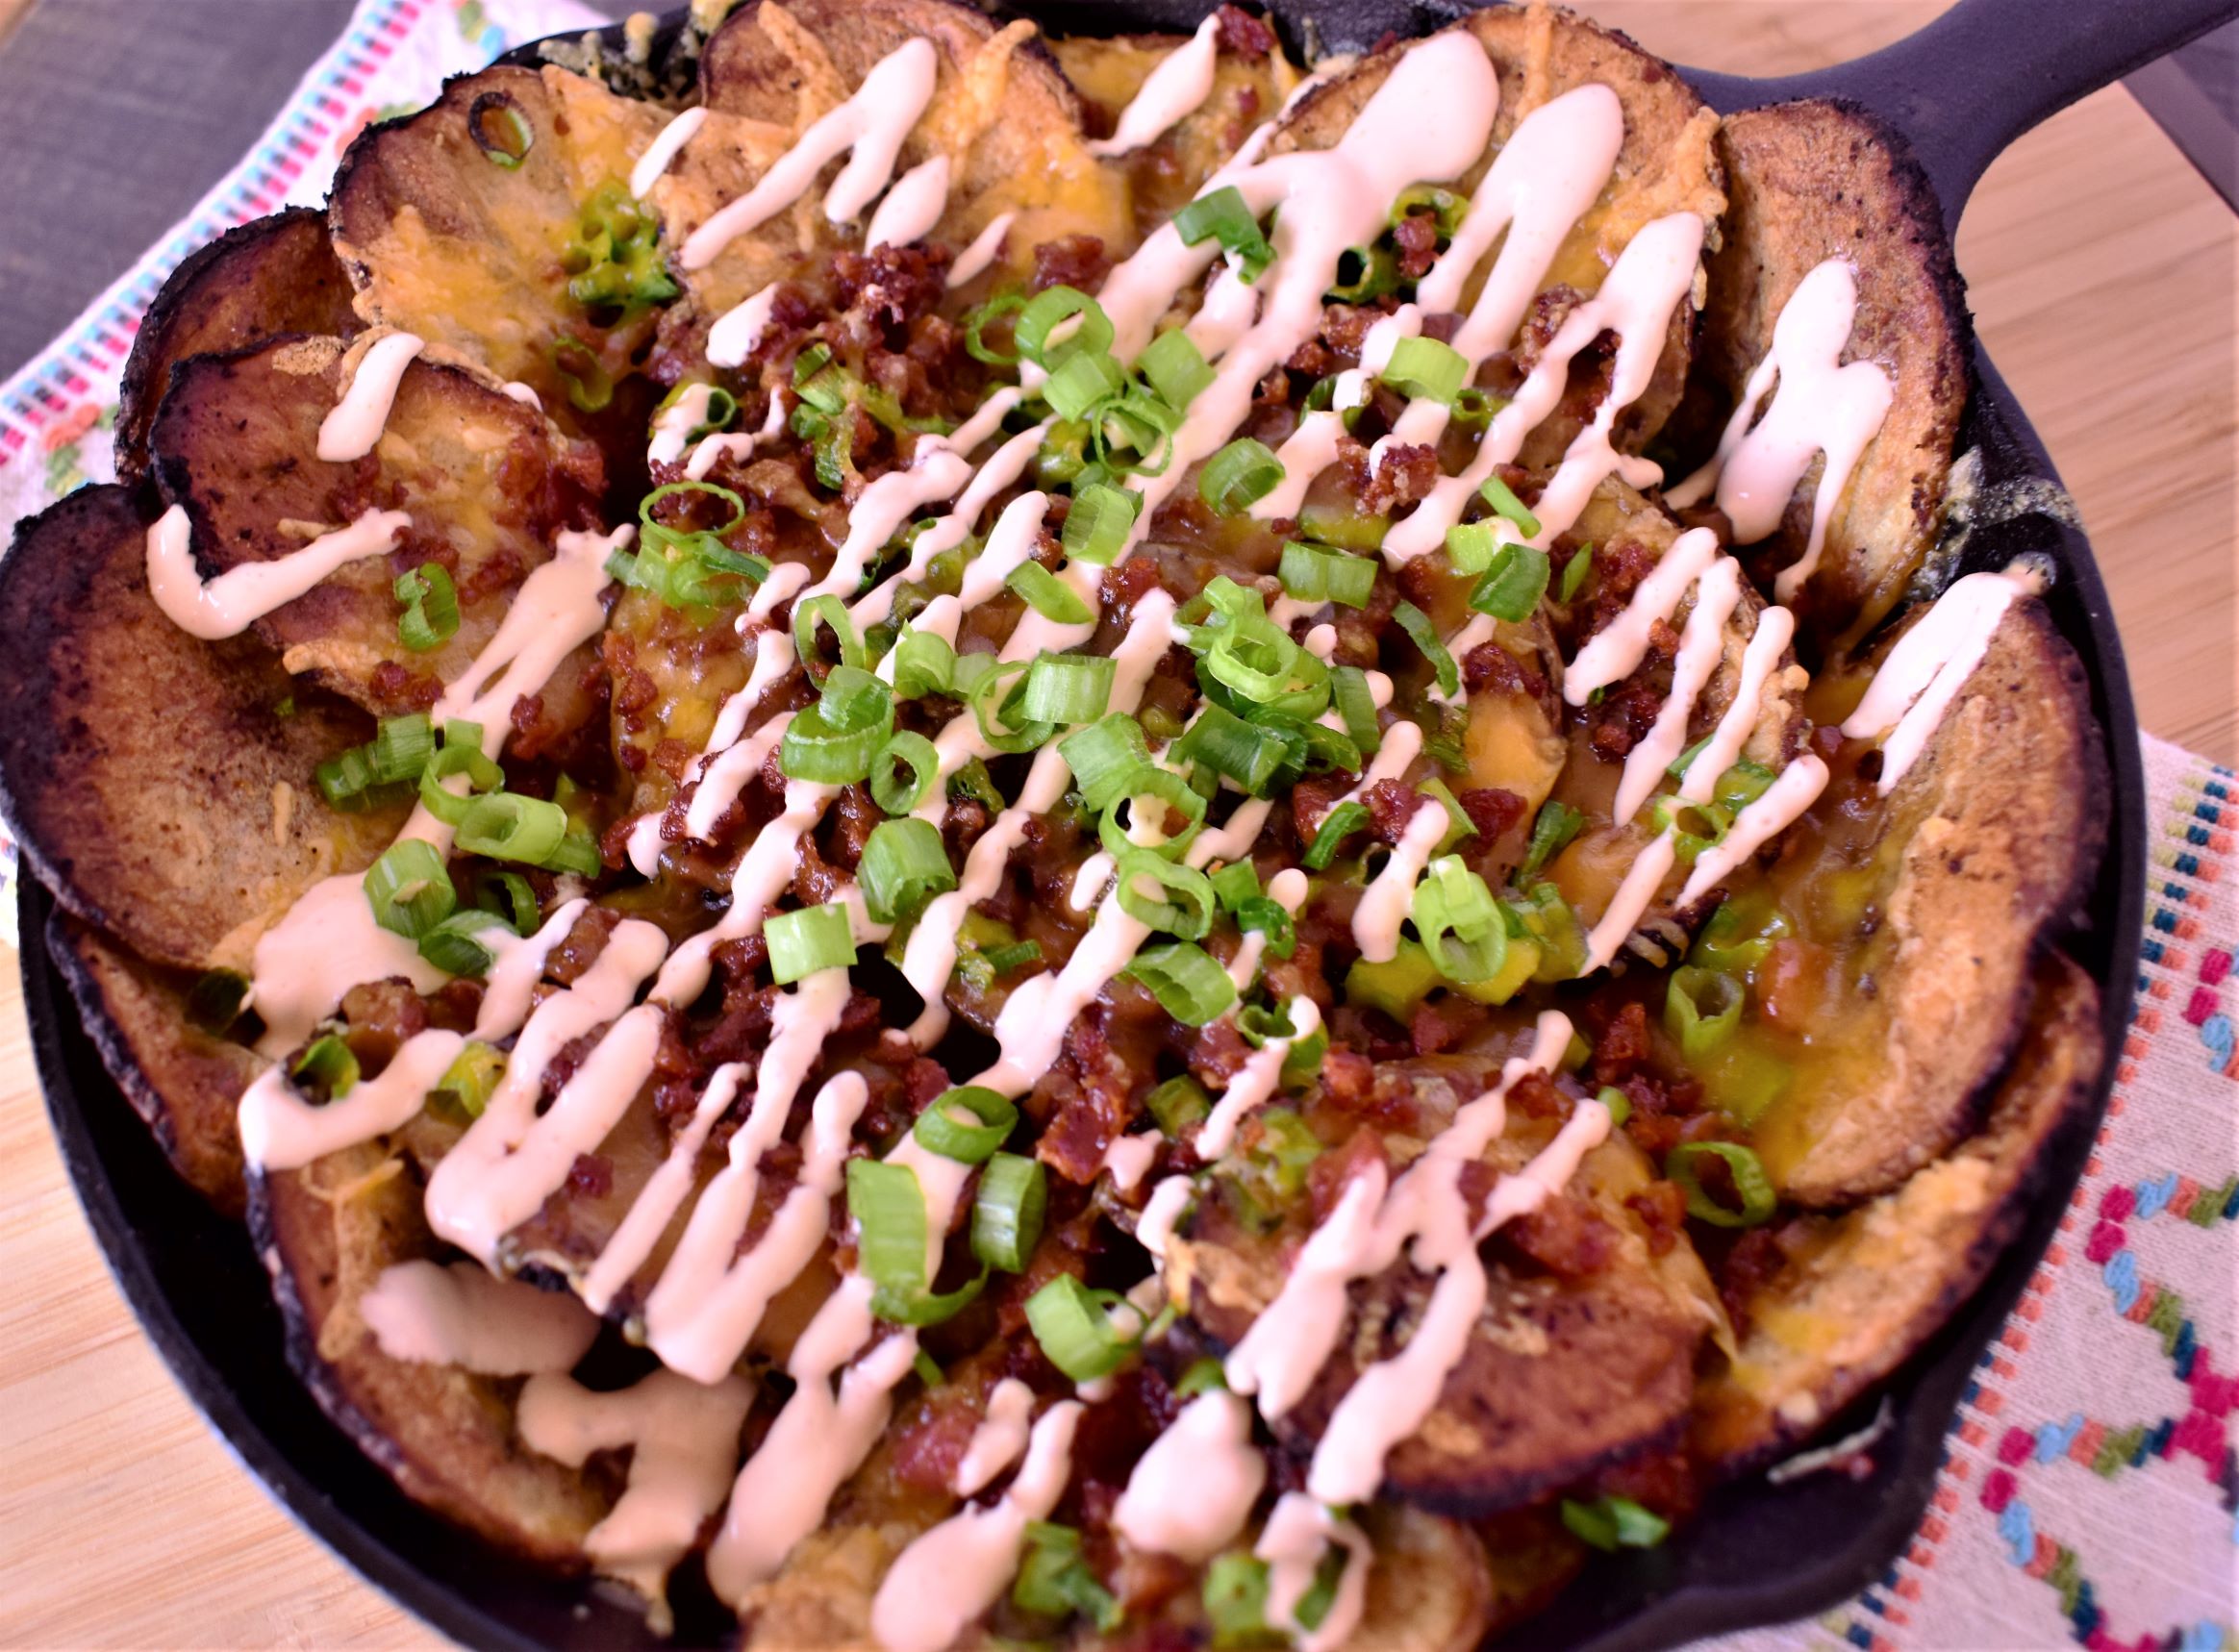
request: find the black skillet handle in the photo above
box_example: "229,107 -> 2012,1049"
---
1679,0 -> 2239,229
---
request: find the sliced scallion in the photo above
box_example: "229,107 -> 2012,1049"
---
1666,1140 -> 1776,1228
1006,562 -> 1095,625
1197,438 -> 1283,516
971,1151 -> 1047,1273
1023,1274 -> 1140,1383
1122,940 -> 1236,1025
1470,543 -> 1550,622
1114,849 -> 1217,940
858,816 -> 955,923
394,563 -> 460,653
1392,600 -> 1458,695
1278,541 -> 1376,608
868,730 -> 940,814
1382,335 -> 1467,405
363,839 -> 456,939
767,901 -> 855,984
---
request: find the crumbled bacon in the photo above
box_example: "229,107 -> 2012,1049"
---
1306,1126 -> 1389,1223
1591,1000 -> 1650,1085
1626,1181 -> 1688,1256
1348,440 -> 1439,513
1392,212 -> 1439,280
1214,3 -> 1276,54
1031,234 -> 1110,294
1455,786 -> 1525,841
566,1153 -> 614,1199
546,906 -> 620,986
1587,677 -> 1664,762
1363,779 -> 1429,843
1505,1192 -> 1616,1277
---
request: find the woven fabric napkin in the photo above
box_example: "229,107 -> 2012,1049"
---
0,1 -> 2229,1645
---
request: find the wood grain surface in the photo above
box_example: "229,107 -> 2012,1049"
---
0,2 -> 2230,1646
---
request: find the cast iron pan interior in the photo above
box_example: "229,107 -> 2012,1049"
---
24,0 -> 2227,1643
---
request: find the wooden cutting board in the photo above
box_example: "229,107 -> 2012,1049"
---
0,3 -> 2229,1646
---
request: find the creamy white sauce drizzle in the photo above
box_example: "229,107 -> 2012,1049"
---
500,380 -> 542,410
1112,1389 -> 1264,1562
682,38 -> 940,269
706,283 -> 782,369
145,504 -> 408,642
1195,997 -> 1321,1160
1102,1131 -> 1163,1193
518,1366 -> 756,1607
1087,13 -> 1223,159
315,332 -> 424,462
1677,752 -> 1830,905
1137,1174 -> 1195,1262
946,212 -> 1016,288
865,154 -> 950,250
953,1376 -> 1037,1496
648,383 -> 721,467
1841,567 -> 2040,793
1613,554 -> 1742,824
629,105 -> 708,200
1351,796 -> 1449,962
1257,1491 -> 1371,1652
869,1402 -> 1083,1652
1666,259 -> 1895,602
239,1028 -> 464,1171
360,1259 -> 598,1374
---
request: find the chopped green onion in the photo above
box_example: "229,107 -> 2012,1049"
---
858,817 -> 955,923
969,658 -> 1053,754
1514,881 -> 1588,982
1303,798 -> 1370,870
782,666 -> 894,785
976,939 -> 1042,976
291,1033 -> 360,1102
1562,1495 -> 1671,1552
1123,940 -> 1236,1025
1043,348 -> 1128,420
1667,735 -> 1714,781
1651,794 -> 1735,864
1061,482 -> 1139,564
1444,520 -> 1501,576
948,756 -> 1005,813
1412,856 -> 1507,983
971,1151 -> 1046,1273
847,1157 -> 987,1325
1235,895 -> 1296,961
1016,286 -> 1115,367
1174,1357 -> 1227,1398
1171,185 -> 1274,280
1278,541 -> 1377,608
1210,860 -> 1259,911
1559,541 -> 1595,601
470,93 -> 535,167
1419,775 -> 1479,850
913,1086 -> 1019,1164
1144,1074 -> 1210,1136
542,829 -> 602,877
1059,713 -> 1153,812
1596,1085 -> 1633,1128
371,713 -> 435,784
890,626 -> 958,700
1326,242 -> 1400,303
792,593 -> 864,681
1716,761 -> 1778,813
1013,1521 -> 1123,1631
185,969 -> 251,1036
417,909 -> 507,977
415,728 -> 504,826
1478,474 -> 1542,538
1136,329 -> 1214,409
550,337 -> 613,413
363,839 -> 456,939
1114,849 -> 1217,940
1098,767 -> 1207,863
1330,665 -> 1381,758
1666,1140 -> 1777,1228
869,730 -> 940,814
1171,704 -> 1301,796
394,563 -> 460,653
1203,1554 -> 1273,1648
1470,544 -> 1550,622
1006,562 -> 1095,625
457,792 -> 569,865
1392,600 -> 1458,695
1692,897 -> 1794,978
767,902 -> 856,984
1452,386 -> 1503,428
1198,438 -> 1284,515
1520,799 -> 1585,879
1024,1274 -> 1140,1382
1666,964 -> 1744,1060
1382,335 -> 1468,404
429,1041 -> 506,1122
964,292 -> 1024,365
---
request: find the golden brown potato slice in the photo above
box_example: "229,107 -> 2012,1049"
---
329,64 -> 670,419
1171,1105 -> 1718,1516
0,484 -> 404,970
1694,952 -> 2101,1470
46,913 -> 258,1215
1276,3 -> 1724,456
667,0 -> 1129,312
115,209 -> 361,485
251,1143 -> 611,1565
1753,598 -> 2101,1206
148,334 -> 604,715
1678,100 -> 1970,649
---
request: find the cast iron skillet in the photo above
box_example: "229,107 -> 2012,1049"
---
18,0 -> 2230,1645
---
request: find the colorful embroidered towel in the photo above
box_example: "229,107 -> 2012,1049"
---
0,2 -> 2229,1645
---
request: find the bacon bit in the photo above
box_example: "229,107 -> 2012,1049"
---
1504,1192 -> 1616,1277
367,659 -> 441,711
1591,1000 -> 1650,1085
1287,772 -> 1354,843
1812,722 -> 1846,760
1505,1068 -> 1566,1120
1189,1016 -> 1254,1087
1214,3 -> 1276,54
1392,213 -> 1439,280
1579,536 -> 1658,638
544,907 -> 620,987
902,1057 -> 950,1111
1517,285 -> 1588,371
835,243 -> 951,338
566,1153 -> 614,1199
943,795 -> 991,862
1462,638 -> 1545,699
1456,1159 -> 1499,1224
888,1385 -> 985,1495
453,544 -> 524,608
1318,302 -> 1387,360
1626,1181 -> 1688,1256
1455,786 -> 1525,841
1318,1047 -> 1376,1114
1362,778 -> 1427,843
1348,440 -> 1439,513
1409,997 -> 1470,1057
1031,234 -> 1111,294
1306,1126 -> 1389,1223
712,933 -> 771,983
1720,1224 -> 1799,1332
614,666 -> 658,721
1587,677 -> 1663,762
651,737 -> 694,782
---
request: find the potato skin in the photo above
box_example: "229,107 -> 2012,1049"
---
1694,953 -> 2102,1471
115,209 -> 360,485
0,483 -> 402,970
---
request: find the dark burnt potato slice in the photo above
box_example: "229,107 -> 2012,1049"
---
1274,3 -> 1724,464
1674,100 -> 1971,651
667,0 -> 1128,313
1694,953 -> 2101,1470
252,1141 -> 613,1564
46,913 -> 261,1214
148,334 -> 604,717
115,208 -> 362,484
329,63 -> 672,422
0,484 -> 405,970
1745,597 -> 2101,1207
1168,1057 -> 1720,1516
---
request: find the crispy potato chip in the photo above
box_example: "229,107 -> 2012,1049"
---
115,208 -> 361,485
0,484 -> 403,969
